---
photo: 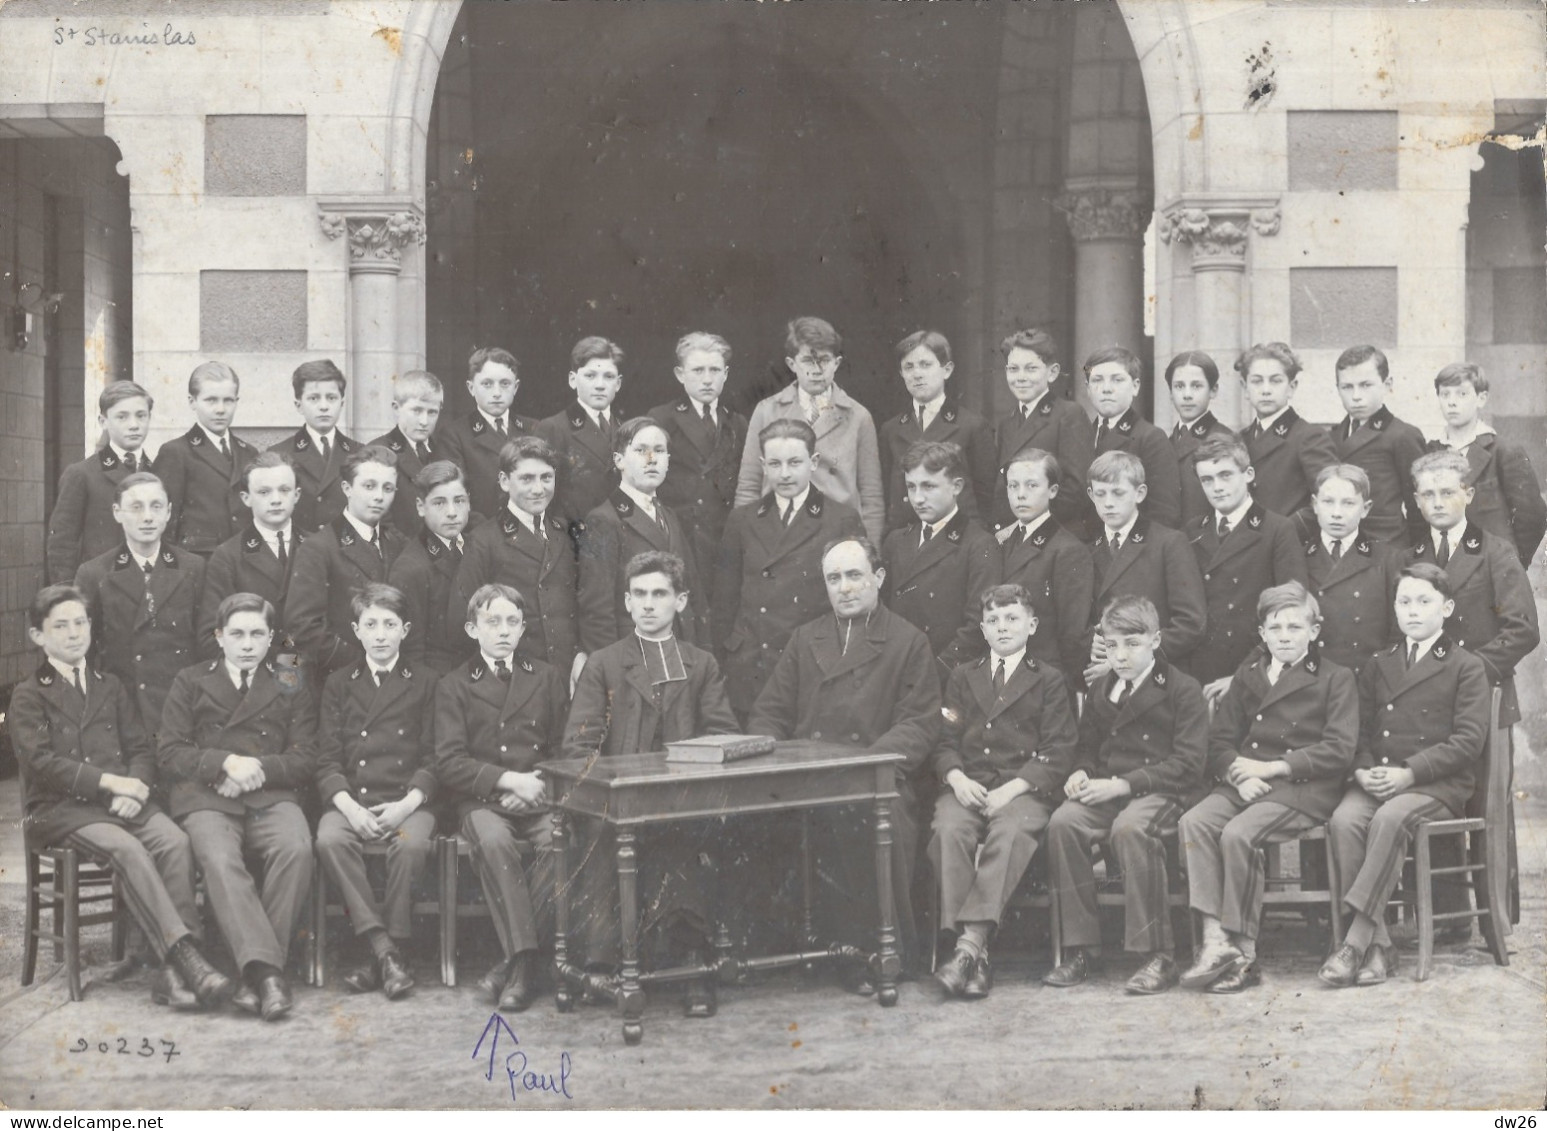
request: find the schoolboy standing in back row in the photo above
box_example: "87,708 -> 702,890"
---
1236,342 -> 1338,539
1163,350 -> 1235,532
992,329 -> 1095,538
279,359 -> 359,535
154,360 -> 257,557
439,347 -> 537,523
1087,346 -> 1182,532
368,369 -> 446,539
1329,345 -> 1427,547
538,336 -> 625,529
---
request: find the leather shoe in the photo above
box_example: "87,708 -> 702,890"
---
341,962 -> 379,994
1125,952 -> 1178,995
169,938 -> 234,1008
379,950 -> 415,1000
477,957 -> 515,1007
1355,944 -> 1395,987
1205,955 -> 1261,994
498,953 -> 536,1013
962,955 -> 993,1000
257,974 -> 293,1022
1042,948 -> 1092,988
1317,943 -> 1363,988
150,965 -> 200,1010
933,946 -> 976,997
230,982 -> 261,1015
1180,942 -> 1244,989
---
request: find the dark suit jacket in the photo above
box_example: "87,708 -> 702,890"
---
992,394 -> 1095,537
577,490 -> 704,653
12,662 -> 161,847
879,397 -> 996,533
1170,412 -> 1236,531
434,654 -> 568,821
45,447 -> 137,584
1243,408 -> 1338,537
435,410 -> 538,524
649,396 -> 747,591
1205,647 -> 1357,820
455,505 -> 580,674
880,510 -> 999,673
75,543 -> 204,734
1430,433 -> 1547,567
1075,658 -> 1207,800
273,427 -> 359,535
562,636 -> 737,762
1186,504 -> 1308,683
1087,517 -> 1207,665
154,426 -> 258,555
931,652 -> 1077,801
388,528 -> 474,677
1303,530 -> 1402,675
197,524 -> 306,659
367,426 -> 440,538
536,402 -> 621,529
996,518 -> 1094,681
1094,408 -> 1182,531
1355,635 -> 1489,818
287,516 -> 407,676
1331,406 -> 1427,546
156,659 -> 317,820
710,489 -> 865,717
1406,522 -> 1540,726
748,604 -> 942,780
316,658 -> 438,806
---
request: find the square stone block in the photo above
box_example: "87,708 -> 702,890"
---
1288,111 -> 1398,192
200,270 -> 307,351
1290,266 -> 1398,349
205,115 -> 306,196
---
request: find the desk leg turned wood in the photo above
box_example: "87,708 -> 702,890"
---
616,829 -> 644,1044
873,799 -> 899,1006
552,813 -> 574,1013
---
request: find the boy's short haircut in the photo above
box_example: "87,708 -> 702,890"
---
114,470 -> 165,504
896,329 -> 951,366
466,582 -> 526,622
675,331 -> 731,365
393,369 -> 443,405
614,416 -> 667,456
1006,446 -> 1061,486
1163,350 -> 1220,390
571,336 -> 624,370
979,582 -> 1035,616
1088,450 -> 1146,489
1335,344 -> 1389,380
216,591 -> 276,631
1398,561 -> 1454,603
1410,449 -> 1471,484
1193,435 -> 1251,473
413,459 -> 466,499
1099,594 -> 1161,637
188,360 -> 240,397
30,584 -> 87,631
1000,327 -> 1059,365
1257,579 -> 1321,627
784,316 -> 842,358
240,450 -> 296,493
902,439 -> 966,482
1314,462 -> 1372,501
100,380 -> 154,415
821,535 -> 883,573
624,550 -> 687,593
468,346 -> 519,381
342,445 -> 398,487
291,359 -> 347,399
350,581 -> 409,623
759,418 -> 817,455
499,435 -> 558,476
1234,342 -> 1302,381
1434,362 -> 1488,395
1083,345 -> 1143,382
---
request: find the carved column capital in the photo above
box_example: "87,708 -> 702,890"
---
1055,186 -> 1151,243
1157,199 -> 1281,271
317,203 -> 426,273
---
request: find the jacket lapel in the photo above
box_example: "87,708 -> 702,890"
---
1462,435 -> 1497,490
145,549 -> 191,626
226,664 -> 281,730
1256,649 -> 1321,713
1205,505 -> 1269,571
334,518 -> 383,579
673,400 -> 717,459
499,660 -> 542,723
1096,518 -> 1150,596
1336,407 -> 1390,456
466,658 -> 510,713
1383,635 -> 1457,699
892,511 -> 968,588
986,656 -> 1037,721
618,643 -> 661,708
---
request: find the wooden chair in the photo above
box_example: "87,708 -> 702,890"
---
1258,824 -> 1344,950
21,845 -> 128,1001
436,834 -> 495,988
1408,687 -> 1511,981
306,838 -> 450,988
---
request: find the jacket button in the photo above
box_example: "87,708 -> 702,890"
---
1255,714 -> 1263,721
812,731 -> 822,739
359,760 -> 367,767
1382,730 -> 1390,737
360,730 -> 368,737
501,745 -> 508,753
849,733 -> 860,742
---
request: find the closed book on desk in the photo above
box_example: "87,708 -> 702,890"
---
664,734 -> 778,763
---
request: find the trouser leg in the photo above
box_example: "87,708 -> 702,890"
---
245,802 -> 315,967
182,810 -> 284,970
66,819 -> 191,960
1047,799 -> 1118,949
1110,794 -> 1182,953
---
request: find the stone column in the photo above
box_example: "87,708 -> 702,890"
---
1056,185 -> 1151,413
1157,200 -> 1281,430
318,204 -> 426,439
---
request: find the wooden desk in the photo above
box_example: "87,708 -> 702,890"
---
541,740 -> 905,1044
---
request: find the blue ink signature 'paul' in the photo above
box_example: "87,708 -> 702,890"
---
472,1013 -> 574,1101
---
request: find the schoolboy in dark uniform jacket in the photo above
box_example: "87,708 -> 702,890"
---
1303,464 -> 1403,675
1086,346 -> 1182,532
437,346 -> 538,522
1329,346 -> 1427,546
1162,349 -> 1235,531
1236,343 -> 1338,538
154,361 -> 257,556
994,329 -> 1096,538
275,360 -> 358,535
386,461 -> 476,677
1173,413 -> 1235,531
876,397 -> 996,534
366,368 -> 448,539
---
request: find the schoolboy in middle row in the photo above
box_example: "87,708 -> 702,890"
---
198,452 -> 305,658
1302,463 -> 1404,676
387,460 -> 476,677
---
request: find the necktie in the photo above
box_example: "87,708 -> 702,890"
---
700,404 -> 715,429
1437,531 -> 1451,567
993,659 -> 1007,692
1329,538 -> 1343,563
915,403 -> 927,430
369,526 -> 383,561
1021,403 -> 1032,420
1017,524 -> 1031,547
123,452 -> 138,473
781,503 -> 794,528
1109,532 -> 1122,554
373,669 -> 384,688
1217,516 -> 1231,540
415,441 -> 431,464
239,668 -> 250,694
318,433 -> 331,464
1172,425 -> 1184,442
275,530 -> 288,572
920,524 -> 934,546
72,665 -> 84,695
1247,421 -> 1261,440
1094,418 -> 1107,449
494,416 -> 507,437
1406,642 -> 1418,670
1115,679 -> 1133,707
141,560 -> 157,618
495,659 -> 511,682
452,535 -> 465,558
217,435 -> 231,461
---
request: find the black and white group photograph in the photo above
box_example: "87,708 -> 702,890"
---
0,0 -> 1543,1117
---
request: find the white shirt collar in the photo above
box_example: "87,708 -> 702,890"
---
256,521 -> 293,548
1322,530 -> 1355,557
692,397 -> 719,420
49,657 -> 87,686
506,502 -> 541,534
438,532 -> 465,554
915,392 -> 946,426
619,482 -> 657,516
1431,524 -> 1462,554
1019,511 -> 1053,537
922,506 -> 958,541
226,661 -> 253,691
130,544 -> 162,570
305,425 -> 337,452
581,404 -> 611,430
367,658 -> 397,680
1407,631 -> 1442,664
797,387 -> 833,417
1111,660 -> 1155,701
990,648 -> 1026,678
1216,496 -> 1254,529
199,424 -> 231,450
1267,649 -> 1309,681
342,510 -> 377,544
778,486 -> 811,518
476,408 -> 509,432
1016,390 -> 1047,417
1105,513 -> 1140,545
481,651 -> 512,672
112,443 -> 148,466
1440,420 -> 1495,449
1255,406 -> 1292,433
